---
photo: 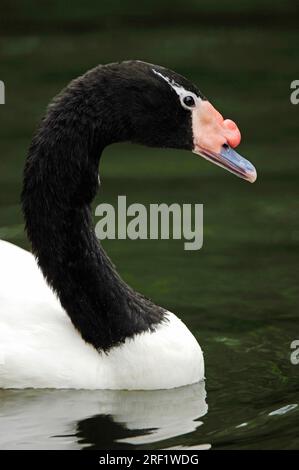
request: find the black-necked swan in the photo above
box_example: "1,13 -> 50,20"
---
0,61 -> 257,390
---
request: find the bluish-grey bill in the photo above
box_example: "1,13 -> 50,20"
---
194,144 -> 257,183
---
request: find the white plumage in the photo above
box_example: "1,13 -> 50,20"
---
0,240 -> 204,390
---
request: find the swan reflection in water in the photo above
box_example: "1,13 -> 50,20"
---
0,381 -> 208,449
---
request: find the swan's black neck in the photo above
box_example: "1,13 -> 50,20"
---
22,64 -> 166,351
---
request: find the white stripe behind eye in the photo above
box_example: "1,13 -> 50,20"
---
152,69 -> 200,104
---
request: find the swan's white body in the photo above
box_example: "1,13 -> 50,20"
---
0,240 -> 204,390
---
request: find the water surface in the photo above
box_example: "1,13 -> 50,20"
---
0,24 -> 298,449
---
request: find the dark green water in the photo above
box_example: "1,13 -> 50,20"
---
0,24 -> 299,449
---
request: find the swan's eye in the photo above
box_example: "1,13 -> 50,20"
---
182,95 -> 196,108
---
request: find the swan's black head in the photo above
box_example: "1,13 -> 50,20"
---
112,60 -> 201,150
100,60 -> 256,183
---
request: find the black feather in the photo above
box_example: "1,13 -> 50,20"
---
21,60 -> 202,351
